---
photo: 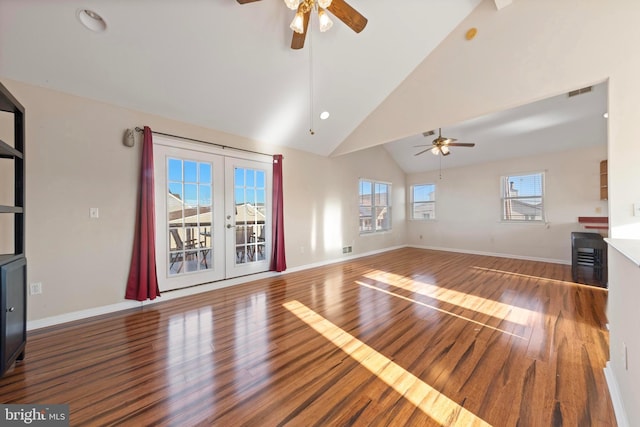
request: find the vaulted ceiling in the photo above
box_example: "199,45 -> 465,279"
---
0,0 -> 605,173
0,0 -> 480,156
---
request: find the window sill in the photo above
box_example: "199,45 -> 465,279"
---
359,230 -> 393,236
499,220 -> 548,226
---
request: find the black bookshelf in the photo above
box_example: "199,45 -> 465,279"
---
0,81 -> 26,376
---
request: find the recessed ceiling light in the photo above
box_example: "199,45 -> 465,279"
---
603,112 -> 609,119
320,111 -> 330,120
77,9 -> 107,33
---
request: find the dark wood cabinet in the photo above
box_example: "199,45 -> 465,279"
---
1,256 -> 26,374
0,81 -> 26,376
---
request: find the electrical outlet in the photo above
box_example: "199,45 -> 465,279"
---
90,207 -> 99,219
29,282 -> 42,295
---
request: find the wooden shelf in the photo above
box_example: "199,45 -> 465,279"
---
578,216 -> 609,224
578,216 -> 609,233
0,81 -> 25,257
0,84 -> 24,115
0,206 -> 23,214
600,160 -> 608,201
0,139 -> 22,159
0,254 -> 23,265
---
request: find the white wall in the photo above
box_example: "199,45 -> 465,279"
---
277,144 -> 406,268
407,145 -> 607,263
606,242 -> 640,427
334,0 -> 640,241
0,79 -> 406,322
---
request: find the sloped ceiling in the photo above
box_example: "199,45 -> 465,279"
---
0,0 -> 481,158
383,82 -> 608,173
1,0 -> 606,174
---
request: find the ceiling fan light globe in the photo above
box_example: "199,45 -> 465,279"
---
318,8 -> 333,32
441,146 -> 450,155
431,147 -> 440,155
290,12 -> 305,33
284,0 -> 300,10
318,0 -> 333,8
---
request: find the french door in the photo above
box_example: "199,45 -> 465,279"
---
154,137 -> 272,291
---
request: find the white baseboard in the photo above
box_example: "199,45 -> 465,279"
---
27,245 -> 406,331
27,300 -> 143,331
604,363 -> 629,427
25,244 -> 571,331
285,245 -> 407,274
409,244 -> 570,265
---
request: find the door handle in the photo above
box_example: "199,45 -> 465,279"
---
7,307 -> 15,312
226,224 -> 235,229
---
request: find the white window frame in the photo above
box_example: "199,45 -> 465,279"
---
359,178 -> 392,234
500,172 -> 545,222
410,183 -> 436,220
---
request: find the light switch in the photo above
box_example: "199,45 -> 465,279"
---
90,207 -> 99,219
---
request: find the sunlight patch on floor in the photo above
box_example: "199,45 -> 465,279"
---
284,300 -> 493,427
356,281 -> 526,339
364,270 -> 534,326
470,266 -> 607,290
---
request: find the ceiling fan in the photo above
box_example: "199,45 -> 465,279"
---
414,128 -> 475,157
236,0 -> 368,50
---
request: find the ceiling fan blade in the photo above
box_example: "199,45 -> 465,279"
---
236,0 -> 261,3
414,148 -> 432,156
327,0 -> 368,33
291,9 -> 311,49
448,143 -> 476,147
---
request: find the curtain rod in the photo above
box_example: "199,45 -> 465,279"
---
134,127 -> 273,158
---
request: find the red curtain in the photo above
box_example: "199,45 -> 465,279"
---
125,126 -> 160,301
271,154 -> 287,272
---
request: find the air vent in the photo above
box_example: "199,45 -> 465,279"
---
422,130 -> 435,137
568,86 -> 592,97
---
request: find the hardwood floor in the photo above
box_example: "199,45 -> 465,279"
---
0,248 -> 615,426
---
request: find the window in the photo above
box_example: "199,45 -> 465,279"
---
359,179 -> 392,233
167,158 -> 213,275
501,172 -> 544,221
411,183 -> 436,220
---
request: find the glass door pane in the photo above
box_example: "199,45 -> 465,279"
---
166,158 -> 213,275
225,158 -> 271,278
154,141 -> 224,291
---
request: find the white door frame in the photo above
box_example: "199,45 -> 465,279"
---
153,135 -> 272,291
224,156 -> 272,278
